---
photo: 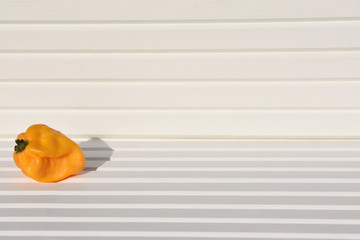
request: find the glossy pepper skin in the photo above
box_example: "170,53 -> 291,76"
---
13,124 -> 86,183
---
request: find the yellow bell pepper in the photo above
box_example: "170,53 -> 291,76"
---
13,124 -> 86,182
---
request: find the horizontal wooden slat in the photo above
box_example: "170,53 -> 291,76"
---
0,221 -> 360,233
0,21 -> 359,51
3,160 -> 360,169
1,194 -> 359,205
3,171 -> 360,179
3,178 -> 360,184
3,162 -> 360,175
5,150 -> 360,159
0,183 -> 359,192
1,110 -> 360,138
2,207 -> 359,219
3,139 -> 360,150
1,81 -> 360,108
1,232 -> 360,239
2,191 -> 360,197
0,0 -> 359,22
0,52 -> 359,80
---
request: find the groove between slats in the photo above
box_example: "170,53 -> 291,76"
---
2,178 -> 360,184
0,231 -> 359,239
2,167 -> 360,172
2,217 -> 360,225
4,156 -> 360,165
7,107 -> 360,111
3,18 -> 360,24
2,49 -> 360,53
0,191 -> 359,197
3,157 -> 360,162
0,203 -> 359,210
2,78 -> 360,82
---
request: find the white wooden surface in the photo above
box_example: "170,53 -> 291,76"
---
0,0 -> 359,22
1,22 -> 360,51
1,139 -> 360,239
1,0 -> 360,239
2,82 -> 360,108
2,110 -> 360,138
0,1 -> 359,138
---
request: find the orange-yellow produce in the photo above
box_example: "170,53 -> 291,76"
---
13,124 -> 86,182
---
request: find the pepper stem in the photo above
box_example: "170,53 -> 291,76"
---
14,139 -> 28,153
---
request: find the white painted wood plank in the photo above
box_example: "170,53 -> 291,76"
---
3,139 -> 360,150
5,147 -> 360,161
3,160 -> 360,169
1,194 -> 359,205
1,22 -> 359,51
0,52 -> 359,80
0,0 -> 359,22
4,177 -> 360,184
1,110 -> 360,138
1,181 -> 359,192
2,171 -> 360,180
1,232 -> 360,239
1,81 -> 360,108
0,221 -> 360,233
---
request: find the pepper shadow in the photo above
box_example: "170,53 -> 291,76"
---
78,138 -> 114,173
